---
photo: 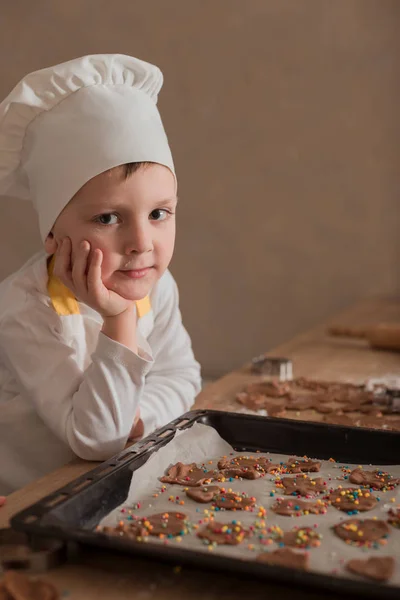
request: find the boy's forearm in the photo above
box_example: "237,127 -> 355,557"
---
101,306 -> 138,353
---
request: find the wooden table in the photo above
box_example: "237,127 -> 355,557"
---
1,296 -> 399,599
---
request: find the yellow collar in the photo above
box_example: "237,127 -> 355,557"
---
47,256 -> 151,318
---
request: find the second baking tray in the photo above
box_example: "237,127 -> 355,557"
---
11,411 -> 400,598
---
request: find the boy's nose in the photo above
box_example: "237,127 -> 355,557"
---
124,223 -> 153,254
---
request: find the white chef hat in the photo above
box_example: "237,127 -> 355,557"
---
0,54 -> 175,241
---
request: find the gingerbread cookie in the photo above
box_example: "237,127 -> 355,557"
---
272,498 -> 328,516
349,468 -> 399,491
333,518 -> 390,545
257,547 -> 309,570
355,415 -> 386,430
160,462 -> 216,486
313,403 -> 336,414
236,393 -> 287,417
143,512 -> 188,537
292,377 -> 332,392
101,520 -> 148,540
346,556 -> 395,582
185,486 -> 222,503
388,507 -> 400,528
323,414 -> 356,427
279,475 -> 327,497
245,381 -> 291,397
328,487 -> 377,512
213,491 -> 256,511
285,458 -> 321,473
284,394 -> 315,411
278,526 -> 322,549
217,455 -> 275,480
0,570 -> 59,600
236,392 -> 269,411
197,521 -> 248,545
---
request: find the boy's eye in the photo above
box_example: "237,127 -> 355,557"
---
150,209 -> 170,221
96,213 -> 119,225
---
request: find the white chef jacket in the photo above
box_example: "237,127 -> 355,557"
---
0,252 -> 201,495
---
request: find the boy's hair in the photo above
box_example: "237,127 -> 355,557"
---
123,162 -> 152,179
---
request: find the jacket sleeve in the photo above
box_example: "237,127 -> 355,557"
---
0,296 -> 153,460
139,270 -> 202,436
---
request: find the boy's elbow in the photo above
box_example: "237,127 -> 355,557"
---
67,430 -> 128,462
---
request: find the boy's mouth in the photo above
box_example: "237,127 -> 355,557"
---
117,267 -> 153,280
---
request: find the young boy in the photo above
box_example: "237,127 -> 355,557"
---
0,54 -> 201,495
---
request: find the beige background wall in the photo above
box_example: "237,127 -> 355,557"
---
0,1 -> 399,378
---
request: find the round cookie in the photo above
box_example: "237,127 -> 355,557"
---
346,556 -> 395,582
349,468 -> 399,491
143,512 -> 188,537
257,547 -> 309,570
279,475 -> 327,497
271,498 -> 328,516
160,462 -> 216,486
197,521 -> 248,545
333,518 -> 390,545
185,486 -> 222,503
328,487 -> 377,513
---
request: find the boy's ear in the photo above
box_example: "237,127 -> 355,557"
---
44,231 -> 57,255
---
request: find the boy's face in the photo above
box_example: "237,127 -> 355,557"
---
46,164 -> 177,302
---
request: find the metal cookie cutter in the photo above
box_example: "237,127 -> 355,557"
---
373,390 -> 400,414
0,528 -> 66,573
250,356 -> 293,381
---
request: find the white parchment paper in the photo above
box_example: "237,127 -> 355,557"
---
99,423 -> 400,587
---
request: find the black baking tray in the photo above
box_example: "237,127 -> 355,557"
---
11,410 -> 400,598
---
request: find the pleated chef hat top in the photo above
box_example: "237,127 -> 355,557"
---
0,54 -> 175,241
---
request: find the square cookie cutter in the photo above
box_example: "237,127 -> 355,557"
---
250,356 -> 293,381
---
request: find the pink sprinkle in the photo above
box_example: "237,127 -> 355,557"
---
0,496 -> 6,508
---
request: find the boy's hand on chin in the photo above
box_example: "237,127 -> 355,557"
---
53,237 -> 133,318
